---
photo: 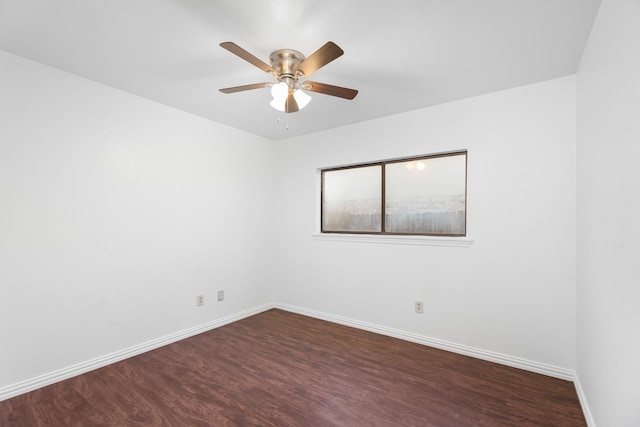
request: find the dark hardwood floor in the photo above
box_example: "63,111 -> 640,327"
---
1,309 -> 586,426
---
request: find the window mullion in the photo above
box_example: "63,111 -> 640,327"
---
381,164 -> 386,233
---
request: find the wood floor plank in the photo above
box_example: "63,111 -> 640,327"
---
0,309 -> 586,426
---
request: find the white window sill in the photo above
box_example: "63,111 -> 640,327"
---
312,233 -> 473,247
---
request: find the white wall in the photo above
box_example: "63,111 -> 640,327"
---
274,76 -> 577,371
576,0 -> 640,425
0,50 -> 276,390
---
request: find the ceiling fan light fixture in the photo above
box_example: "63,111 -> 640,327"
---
270,82 -> 288,111
270,82 -> 311,112
271,81 -> 288,101
293,88 -> 311,110
269,98 -> 285,112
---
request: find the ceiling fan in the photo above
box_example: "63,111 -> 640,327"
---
219,41 -> 358,113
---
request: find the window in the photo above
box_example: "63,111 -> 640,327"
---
321,151 -> 467,236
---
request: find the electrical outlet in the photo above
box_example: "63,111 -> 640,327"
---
415,301 -> 424,314
217,290 -> 224,302
196,295 -> 204,306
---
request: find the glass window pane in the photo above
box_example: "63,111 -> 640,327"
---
322,165 -> 382,232
385,154 -> 466,235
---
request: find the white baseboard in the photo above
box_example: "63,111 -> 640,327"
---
274,302 -> 576,381
573,374 -> 596,426
0,304 -> 274,402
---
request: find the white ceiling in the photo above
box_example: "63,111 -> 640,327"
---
0,0 -> 601,141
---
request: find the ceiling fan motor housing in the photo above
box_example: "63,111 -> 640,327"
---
270,49 -> 305,89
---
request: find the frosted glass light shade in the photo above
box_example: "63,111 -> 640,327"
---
270,82 -> 311,112
270,98 -> 285,111
293,89 -> 311,109
270,82 -> 288,111
271,82 -> 288,101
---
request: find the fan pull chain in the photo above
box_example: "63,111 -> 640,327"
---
276,112 -> 290,130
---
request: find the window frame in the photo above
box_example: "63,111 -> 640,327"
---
320,150 -> 468,237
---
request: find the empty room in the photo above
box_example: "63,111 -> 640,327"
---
1,1 -> 638,426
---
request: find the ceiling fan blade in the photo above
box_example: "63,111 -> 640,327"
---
296,42 -> 344,77
220,42 -> 276,74
219,82 -> 270,94
303,81 -> 358,100
285,93 -> 299,113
